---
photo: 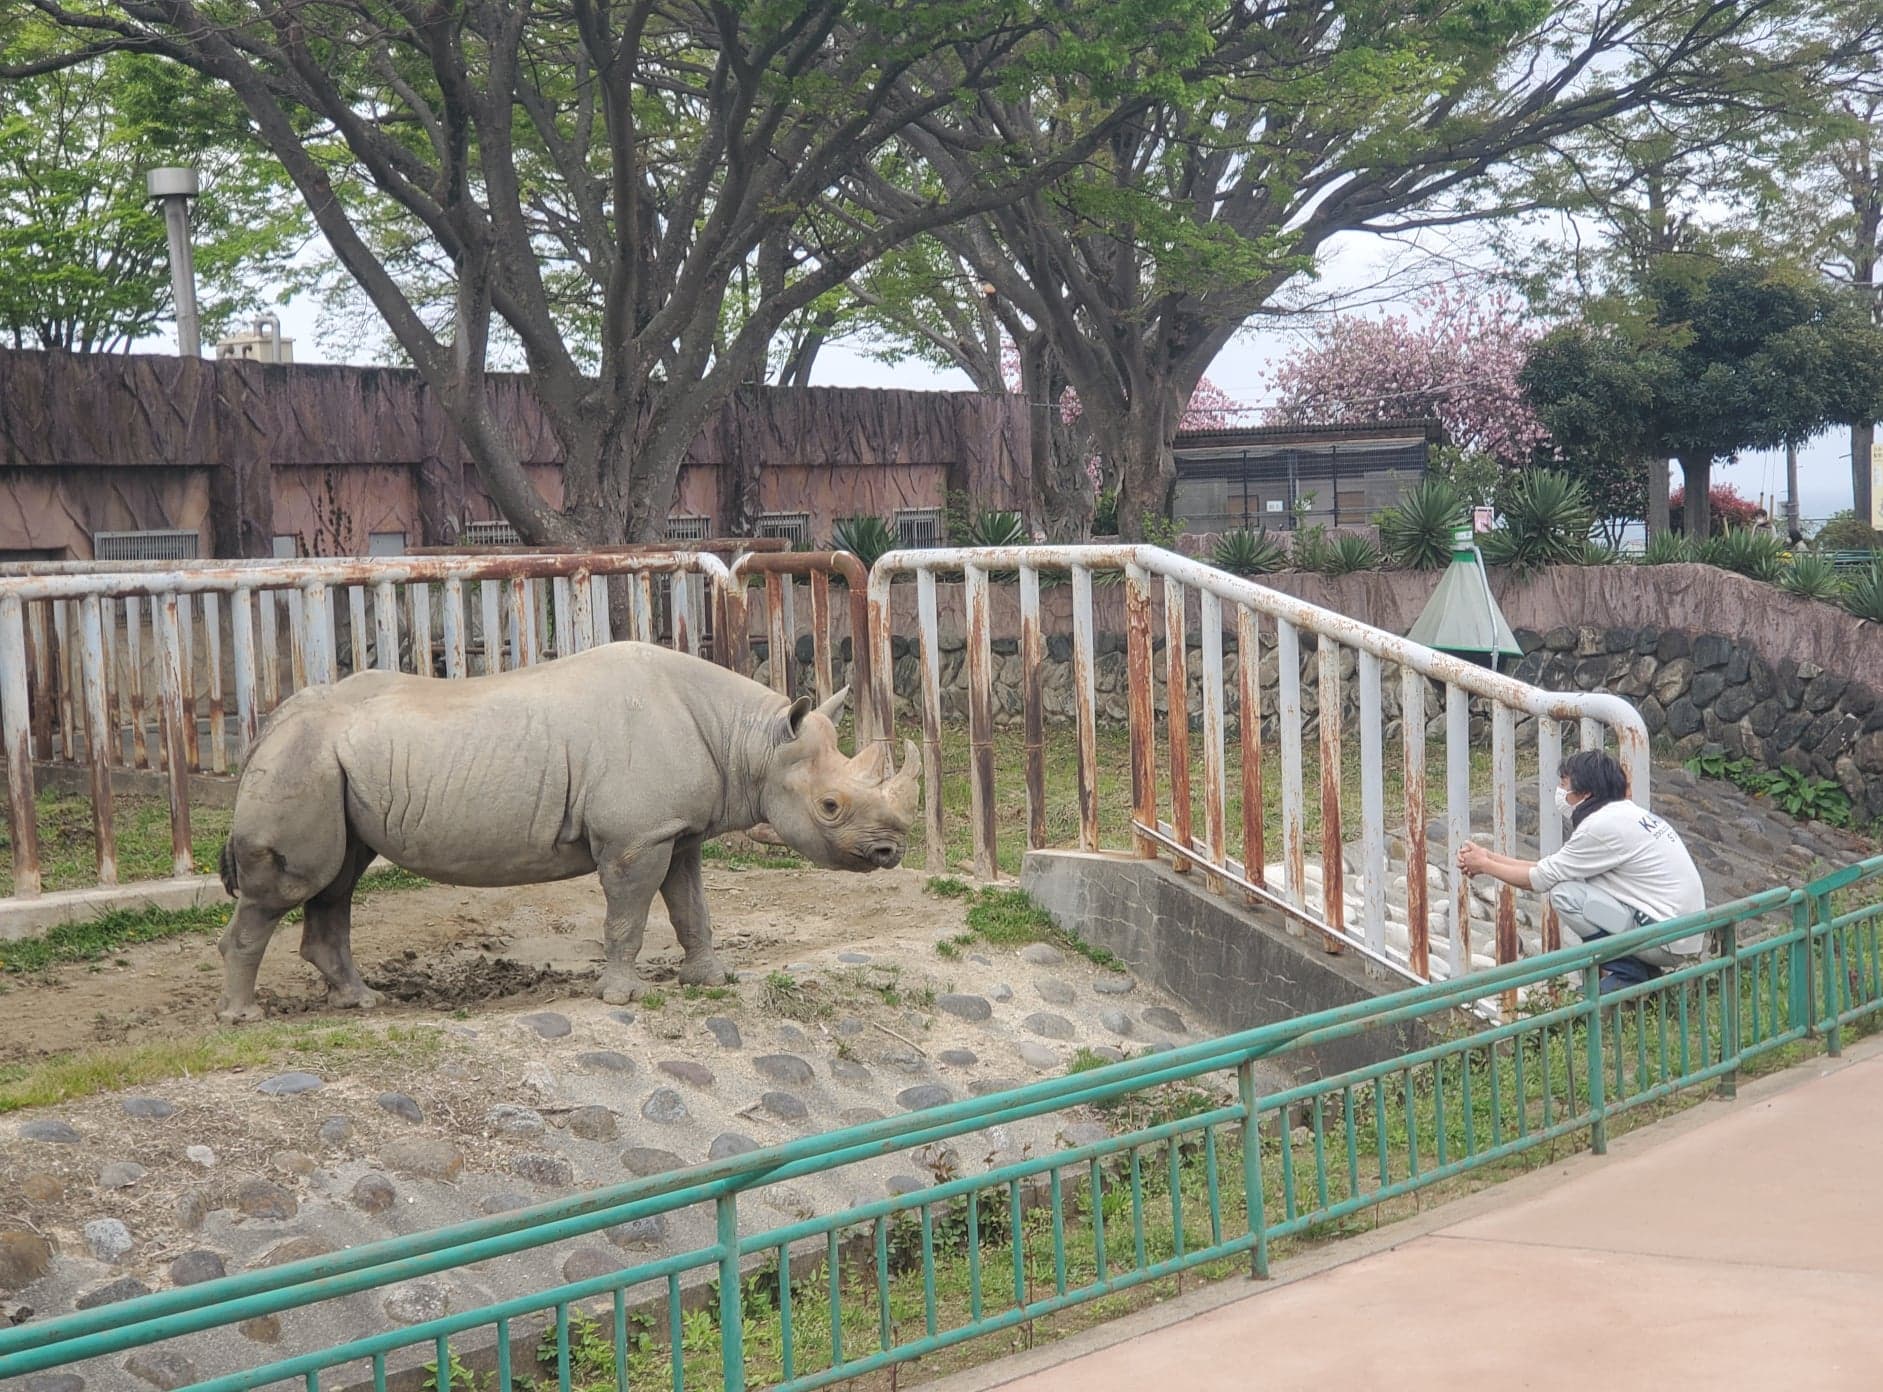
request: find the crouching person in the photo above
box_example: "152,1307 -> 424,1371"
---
1457,751 -> 1706,993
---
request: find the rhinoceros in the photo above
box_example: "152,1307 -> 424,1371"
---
213,641 -> 920,1023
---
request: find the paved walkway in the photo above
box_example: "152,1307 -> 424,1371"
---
935,1037 -> 1883,1392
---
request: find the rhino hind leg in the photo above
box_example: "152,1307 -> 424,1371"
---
217,900 -> 288,1024
298,835 -> 380,1010
594,840 -> 675,1004
663,839 -> 727,987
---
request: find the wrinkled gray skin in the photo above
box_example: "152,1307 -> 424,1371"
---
214,642 -> 920,1023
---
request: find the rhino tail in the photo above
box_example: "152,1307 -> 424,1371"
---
219,839 -> 239,898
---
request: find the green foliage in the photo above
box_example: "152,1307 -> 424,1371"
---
1812,511 -> 1883,553
962,509 -> 1029,548
1844,561 -> 1883,623
1640,533 -> 1698,565
0,903 -> 224,975
1318,534 -> 1384,576
1092,489 -> 1120,536
1289,522 -> 1332,572
1480,469 -> 1594,574
1777,554 -> 1844,601
1375,477 -> 1464,571
1698,528 -> 1787,583
830,516 -> 899,567
960,887 -> 1122,971
1210,528 -> 1287,577
1686,752 -> 1853,829
1429,446 -> 1504,508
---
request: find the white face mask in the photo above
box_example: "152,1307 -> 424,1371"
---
1554,786 -> 1576,819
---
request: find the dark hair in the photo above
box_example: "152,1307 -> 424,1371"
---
1562,750 -> 1629,828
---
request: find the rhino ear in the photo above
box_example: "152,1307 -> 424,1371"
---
779,694 -> 816,742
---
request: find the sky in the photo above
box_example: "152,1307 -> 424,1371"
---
193,226 -> 1868,529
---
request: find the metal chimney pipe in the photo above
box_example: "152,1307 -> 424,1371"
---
146,167 -> 201,357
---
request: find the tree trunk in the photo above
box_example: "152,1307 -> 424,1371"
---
1647,458 -> 1671,538
1106,395 -> 1181,542
1019,338 -> 1094,540
1679,456 -> 1712,538
1855,420 -> 1877,528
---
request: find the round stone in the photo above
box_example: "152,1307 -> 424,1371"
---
233,1179 -> 297,1221
990,983 -> 1014,1002
969,1077 -> 1021,1097
1018,943 -> 1063,966
22,1173 -> 64,1203
351,1174 -> 397,1214
510,1153 -> 574,1187
1058,1122 -> 1111,1150
478,1191 -> 533,1215
83,1218 -> 133,1263
519,1012 -> 572,1039
836,1016 -> 865,1036
239,1317 -> 281,1344
838,1107 -> 885,1127
21,1119 -> 81,1144
520,1063 -> 560,1096
938,1049 -> 978,1067
605,1215 -> 667,1249
260,1235 -> 335,1267
775,1024 -> 809,1048
316,1116 -> 354,1147
761,1091 -> 809,1121
0,1230 -> 54,1292
567,1106 -> 619,1142
657,1060 -> 714,1088
609,1009 -> 637,1027
620,1147 -> 685,1177
382,1140 -> 465,1181
1090,1045 -> 1126,1063
708,1132 -> 759,1160
754,1054 -> 814,1087
1023,1012 -> 1074,1040
271,1150 -> 316,1178
1142,1006 -> 1187,1034
641,1088 -> 689,1123
1035,980 -> 1076,1006
704,1018 -> 743,1048
935,994 -> 992,1022
173,1189 -> 213,1232
376,1092 -> 424,1123
99,1162 -> 147,1190
1098,1010 -> 1134,1037
123,1350 -> 197,1390
1092,978 -> 1135,996
897,1084 -> 954,1111
257,1072 -> 323,1097
122,1097 -> 178,1120
877,1044 -> 927,1074
184,1145 -> 217,1168
383,1282 -> 450,1325
24,1376 -> 84,1392
487,1104 -> 547,1137
1017,1042 -> 1059,1070
829,1059 -> 873,1086
168,1250 -> 227,1287
885,1175 -> 924,1197
576,1050 -> 635,1073
561,1247 -> 622,1284
837,952 -> 872,965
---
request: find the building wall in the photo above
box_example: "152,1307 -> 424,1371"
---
0,466 -> 211,561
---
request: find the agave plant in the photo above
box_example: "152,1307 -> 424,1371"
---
1845,560 -> 1883,622
1318,534 -> 1383,576
964,509 -> 1029,547
1211,527 -> 1288,577
830,515 -> 898,568
1640,533 -> 1696,565
1375,478 -> 1464,571
1702,528 -> 1787,583
1779,553 -> 1845,601
1478,469 -> 1594,574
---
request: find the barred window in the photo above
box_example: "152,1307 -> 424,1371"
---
92,529 -> 199,562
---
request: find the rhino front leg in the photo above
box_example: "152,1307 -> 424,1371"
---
663,838 -> 727,987
595,841 -> 675,1004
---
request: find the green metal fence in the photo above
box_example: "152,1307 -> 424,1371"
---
7,855 -> 1883,1392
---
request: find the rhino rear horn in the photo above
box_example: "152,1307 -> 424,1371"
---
889,739 -> 922,815
815,686 -> 849,726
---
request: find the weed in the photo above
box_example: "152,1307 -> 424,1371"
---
680,985 -> 735,1003
760,971 -> 829,1021
963,887 -> 1123,971
925,876 -> 973,899
640,991 -> 668,1011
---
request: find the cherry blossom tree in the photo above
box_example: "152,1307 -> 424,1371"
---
1264,290 -> 1549,466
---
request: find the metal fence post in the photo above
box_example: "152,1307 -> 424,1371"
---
1238,1058 -> 1268,1279
1817,890 -> 1842,1057
1582,963 -> 1607,1154
1717,919 -> 1739,1100
717,1194 -> 745,1392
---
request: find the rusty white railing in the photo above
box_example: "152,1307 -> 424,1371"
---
721,551 -> 873,739
866,545 -> 1650,991
0,552 -> 728,901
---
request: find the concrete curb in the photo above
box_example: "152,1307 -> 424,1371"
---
0,859 -> 398,941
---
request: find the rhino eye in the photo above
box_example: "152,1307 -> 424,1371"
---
819,797 -> 841,818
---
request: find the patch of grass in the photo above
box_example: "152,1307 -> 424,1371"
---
1,791 -> 234,896
701,841 -> 806,872
759,971 -> 829,1022
964,886 -> 1123,971
0,902 -> 228,975
1065,1047 -> 1110,1075
924,876 -> 973,899
639,990 -> 668,1010
680,984 -> 735,1003
0,1019 -> 449,1112
933,932 -> 976,960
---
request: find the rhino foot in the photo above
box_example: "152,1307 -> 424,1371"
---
597,969 -> 646,1005
218,1001 -> 267,1026
328,984 -> 382,1011
677,954 -> 728,988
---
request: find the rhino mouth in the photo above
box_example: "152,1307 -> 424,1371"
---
846,840 -> 904,871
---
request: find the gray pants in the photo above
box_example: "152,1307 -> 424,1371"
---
1547,882 -> 1690,970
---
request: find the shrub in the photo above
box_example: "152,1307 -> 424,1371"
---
1318,534 -> 1383,575
1211,528 -> 1288,577
1701,528 -> 1787,583
1845,560 -> 1883,622
1778,554 -> 1844,601
1375,477 -> 1464,571
830,515 -> 898,567
1480,469 -> 1593,574
962,508 -> 1029,547
1812,510 -> 1883,552
1669,482 -> 1762,536
1640,533 -> 1697,565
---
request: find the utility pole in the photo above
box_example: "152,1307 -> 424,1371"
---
1786,440 -> 1800,541
146,167 -> 201,357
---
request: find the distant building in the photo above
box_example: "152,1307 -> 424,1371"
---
1172,419 -> 1441,533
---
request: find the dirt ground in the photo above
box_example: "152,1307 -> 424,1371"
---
0,861 -> 970,1066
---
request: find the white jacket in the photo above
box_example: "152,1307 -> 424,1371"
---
1529,800 -> 1707,955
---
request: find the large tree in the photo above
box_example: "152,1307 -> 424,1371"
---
858,0 -> 1877,539
1520,257 -> 1883,537
0,20 -> 302,352
13,0 -> 1216,547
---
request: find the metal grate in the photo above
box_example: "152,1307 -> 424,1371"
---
92,529 -> 200,562
665,515 -> 713,542
756,512 -> 811,548
461,519 -> 522,546
895,508 -> 945,549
